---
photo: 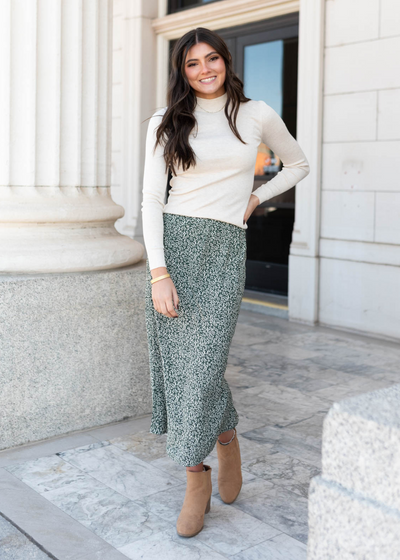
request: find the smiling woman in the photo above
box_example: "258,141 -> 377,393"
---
141,26 -> 310,538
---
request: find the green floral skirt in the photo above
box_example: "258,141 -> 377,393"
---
144,212 -> 247,467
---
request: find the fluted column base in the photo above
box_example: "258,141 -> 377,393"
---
0,186 -> 144,273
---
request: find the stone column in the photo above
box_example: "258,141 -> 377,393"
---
111,0 -> 159,248
288,0 -> 325,324
0,0 -> 143,273
0,0 -> 151,451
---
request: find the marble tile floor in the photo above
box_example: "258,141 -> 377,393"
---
0,309 -> 399,560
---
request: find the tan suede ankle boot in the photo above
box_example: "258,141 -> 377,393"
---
217,428 -> 242,503
176,464 -> 212,538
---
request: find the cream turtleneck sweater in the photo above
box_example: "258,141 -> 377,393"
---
141,92 -> 310,270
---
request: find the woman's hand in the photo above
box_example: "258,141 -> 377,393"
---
151,267 -> 179,318
243,193 -> 260,225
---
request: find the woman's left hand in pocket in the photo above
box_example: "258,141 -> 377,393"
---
243,194 -> 260,225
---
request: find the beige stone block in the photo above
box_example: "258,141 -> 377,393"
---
320,238 -> 400,267
319,257 -> 400,340
380,0 -> 400,37
322,141 -> 400,191
320,190 -> 375,241
324,37 -> 400,94
375,192 -> 400,244
323,92 -> 377,142
378,88 -> 400,140
325,0 -> 379,47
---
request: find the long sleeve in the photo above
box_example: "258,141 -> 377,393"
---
141,108 -> 169,270
252,101 -> 310,205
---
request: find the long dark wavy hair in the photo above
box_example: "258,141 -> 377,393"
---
152,27 -> 251,176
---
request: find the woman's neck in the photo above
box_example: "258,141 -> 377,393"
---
195,91 -> 228,113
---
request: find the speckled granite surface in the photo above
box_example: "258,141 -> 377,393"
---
308,384 -> 400,559
0,261 -> 152,450
332,384 -> 400,427
308,476 -> 400,560
323,385 -> 400,510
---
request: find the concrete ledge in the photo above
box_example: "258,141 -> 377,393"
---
308,384 -> 400,559
322,385 -> 400,510
308,476 -> 400,560
0,261 -> 151,451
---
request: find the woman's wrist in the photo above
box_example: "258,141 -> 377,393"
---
151,273 -> 171,285
151,266 -> 168,279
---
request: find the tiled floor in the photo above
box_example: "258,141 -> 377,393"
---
1,309 -> 399,560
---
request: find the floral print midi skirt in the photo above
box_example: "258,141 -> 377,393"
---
144,212 -> 247,467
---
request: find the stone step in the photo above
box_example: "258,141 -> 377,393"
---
321,384 -> 400,511
308,476 -> 400,560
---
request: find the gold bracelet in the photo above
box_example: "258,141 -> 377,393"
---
150,273 -> 171,284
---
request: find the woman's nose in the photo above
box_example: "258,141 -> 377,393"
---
199,63 -> 211,75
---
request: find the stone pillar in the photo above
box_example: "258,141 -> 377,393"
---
0,0 -> 151,451
0,0 -> 143,273
111,0 -> 159,248
288,0 -> 325,324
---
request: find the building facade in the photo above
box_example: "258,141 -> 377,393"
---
111,0 -> 400,342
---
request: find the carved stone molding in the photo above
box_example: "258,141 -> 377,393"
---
153,0 -> 299,39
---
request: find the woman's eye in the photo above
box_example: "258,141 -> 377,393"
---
188,56 -> 219,67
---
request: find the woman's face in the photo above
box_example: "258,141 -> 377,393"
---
184,42 -> 226,99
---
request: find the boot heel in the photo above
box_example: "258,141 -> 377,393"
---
205,496 -> 211,514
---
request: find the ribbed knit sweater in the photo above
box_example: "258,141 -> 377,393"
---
141,91 -> 310,270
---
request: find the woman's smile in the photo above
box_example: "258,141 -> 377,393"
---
199,76 -> 217,84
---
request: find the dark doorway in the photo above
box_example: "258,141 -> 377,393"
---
168,13 -> 299,295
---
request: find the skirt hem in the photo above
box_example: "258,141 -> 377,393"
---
150,421 -> 239,467
149,425 -> 167,436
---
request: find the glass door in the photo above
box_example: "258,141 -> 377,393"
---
218,15 -> 299,295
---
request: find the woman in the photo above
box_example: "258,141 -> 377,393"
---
141,27 -> 310,538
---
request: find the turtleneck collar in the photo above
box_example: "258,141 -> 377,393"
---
195,91 -> 228,113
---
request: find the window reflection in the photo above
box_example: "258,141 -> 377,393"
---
244,40 -> 284,177
255,144 -> 281,176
